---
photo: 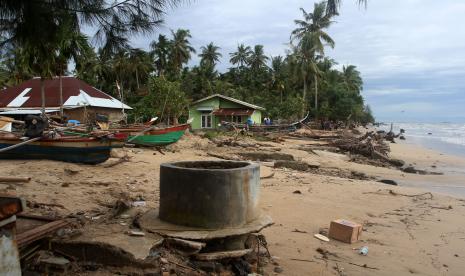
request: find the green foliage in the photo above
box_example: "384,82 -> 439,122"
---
0,0 -> 374,124
134,77 -> 189,123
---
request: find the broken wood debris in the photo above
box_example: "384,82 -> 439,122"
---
103,155 -> 132,168
0,176 -> 31,183
194,248 -> 253,261
17,219 -> 70,248
363,189 -> 434,200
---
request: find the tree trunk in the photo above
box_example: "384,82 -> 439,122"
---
302,74 -> 307,117
314,74 -> 318,117
135,68 -> 140,89
40,77 -> 46,117
172,116 -> 179,125
59,74 -> 64,120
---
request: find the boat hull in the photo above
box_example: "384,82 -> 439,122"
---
0,138 -> 113,164
127,124 -> 189,146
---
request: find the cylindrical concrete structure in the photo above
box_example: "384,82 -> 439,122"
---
159,161 -> 260,229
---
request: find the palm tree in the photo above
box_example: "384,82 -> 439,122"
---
248,45 -> 269,71
326,0 -> 368,16
169,29 -> 196,76
55,24 -> 91,119
150,34 -> 171,77
129,48 -> 153,89
0,0 -> 180,55
342,65 -> 363,92
229,44 -> 252,68
270,56 -> 286,103
291,1 -> 335,115
290,36 -> 321,116
199,42 -> 222,68
291,2 -> 335,55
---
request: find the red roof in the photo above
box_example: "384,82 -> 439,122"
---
0,77 -> 131,109
212,108 -> 254,116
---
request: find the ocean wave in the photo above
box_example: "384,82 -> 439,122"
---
379,122 -> 465,147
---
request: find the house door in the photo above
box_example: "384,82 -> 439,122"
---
201,114 -> 212,128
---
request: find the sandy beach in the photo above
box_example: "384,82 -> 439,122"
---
2,132 -> 465,275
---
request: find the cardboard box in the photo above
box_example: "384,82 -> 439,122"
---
328,219 -> 362,243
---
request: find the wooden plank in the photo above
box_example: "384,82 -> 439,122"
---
194,249 -> 253,261
17,220 -> 69,248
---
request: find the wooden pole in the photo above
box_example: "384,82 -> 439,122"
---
0,137 -> 42,153
0,176 -> 31,183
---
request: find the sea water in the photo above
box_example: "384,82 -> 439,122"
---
379,122 -> 465,158
379,122 -> 465,197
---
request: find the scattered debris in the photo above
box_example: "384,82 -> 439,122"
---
0,176 -> 31,183
292,228 -> 308,233
329,219 -> 362,244
64,168 -> 79,176
274,160 -> 314,171
194,249 -> 253,261
314,234 -> 330,242
363,189 -> 433,200
132,200 -> 146,207
378,179 -> 398,186
358,246 -> 369,255
127,230 -> 145,237
103,155 -> 132,168
430,205 -> 453,210
239,152 -> 294,161
111,199 -> 131,218
260,172 -> 275,179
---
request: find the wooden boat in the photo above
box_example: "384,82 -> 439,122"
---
124,123 -> 190,146
0,135 -> 117,164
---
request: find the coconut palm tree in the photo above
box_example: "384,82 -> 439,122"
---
291,2 -> 335,55
270,56 -> 286,103
326,0 -> 368,16
0,0 -> 180,55
169,29 -> 196,76
342,65 -> 363,92
229,44 -> 252,68
55,23 -> 92,119
150,34 -> 171,77
290,35 -> 321,116
248,45 -> 269,71
129,48 -> 153,90
291,1 -> 335,115
199,42 -> 222,68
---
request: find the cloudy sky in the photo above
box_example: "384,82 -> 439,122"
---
128,0 -> 465,122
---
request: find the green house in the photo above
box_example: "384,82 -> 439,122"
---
189,94 -> 265,130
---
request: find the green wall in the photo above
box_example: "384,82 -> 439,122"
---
189,97 -> 219,129
188,96 -> 263,130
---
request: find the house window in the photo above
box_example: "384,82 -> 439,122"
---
232,116 -> 242,124
201,113 -> 212,128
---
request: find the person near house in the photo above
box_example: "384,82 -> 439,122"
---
246,117 -> 254,130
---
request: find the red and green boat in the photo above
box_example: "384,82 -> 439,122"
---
113,123 -> 190,146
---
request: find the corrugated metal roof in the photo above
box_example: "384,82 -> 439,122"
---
191,94 -> 265,111
0,109 -> 59,115
0,77 -> 132,110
